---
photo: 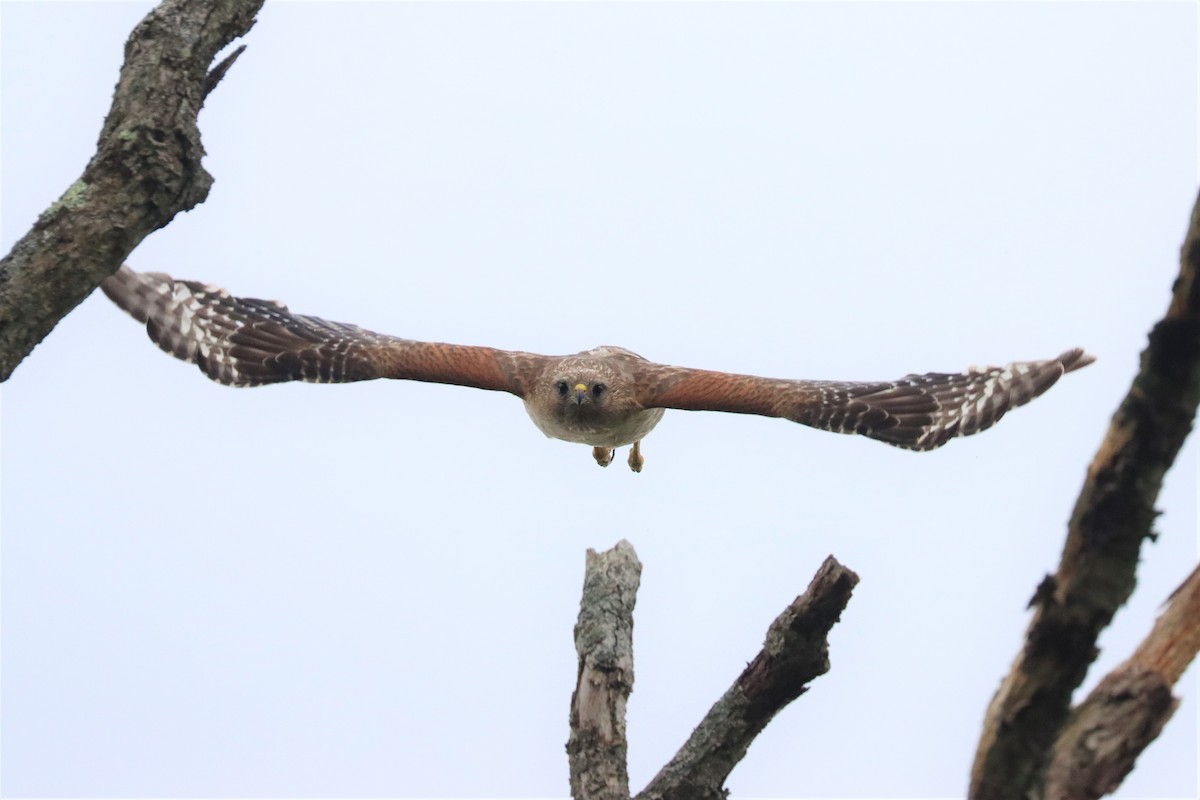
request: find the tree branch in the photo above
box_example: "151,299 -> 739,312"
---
1129,564 -> 1200,685
970,188 -> 1200,799
636,556 -> 859,800
204,44 -> 248,100
1044,564 -> 1200,799
0,0 -> 263,381
568,539 -> 641,800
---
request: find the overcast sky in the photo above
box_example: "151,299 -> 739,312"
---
2,2 -> 1197,798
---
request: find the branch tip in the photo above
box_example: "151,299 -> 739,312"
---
203,43 -> 247,101
637,555 -> 857,800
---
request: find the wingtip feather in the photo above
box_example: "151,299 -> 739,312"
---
1060,348 -> 1096,373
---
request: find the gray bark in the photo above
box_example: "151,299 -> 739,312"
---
568,540 -> 641,800
566,547 -> 859,800
635,555 -> 858,800
0,0 -> 262,381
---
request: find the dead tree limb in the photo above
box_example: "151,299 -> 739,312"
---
1128,564 -> 1200,686
568,539 -> 641,800
636,555 -> 859,800
1044,564 -> 1200,800
0,0 -> 263,381
970,188 -> 1200,799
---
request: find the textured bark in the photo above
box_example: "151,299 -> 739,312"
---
636,556 -> 859,800
1043,667 -> 1176,800
1128,564 -> 1200,685
568,540 -> 641,800
1044,564 -> 1200,800
970,189 -> 1200,799
0,0 -> 262,381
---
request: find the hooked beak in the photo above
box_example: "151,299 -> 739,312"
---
573,383 -> 588,405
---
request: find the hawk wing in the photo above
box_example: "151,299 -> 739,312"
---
635,349 -> 1093,451
101,266 -> 542,396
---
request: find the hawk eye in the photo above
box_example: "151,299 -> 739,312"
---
556,380 -> 569,397
592,383 -> 606,398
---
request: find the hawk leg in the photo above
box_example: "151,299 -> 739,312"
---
627,441 -> 644,473
592,446 -> 615,468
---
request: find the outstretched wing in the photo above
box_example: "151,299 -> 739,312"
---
635,349 -> 1093,451
101,266 -> 542,396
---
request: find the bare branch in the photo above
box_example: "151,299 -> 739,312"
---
970,189 -> 1200,799
1132,564 -> 1200,685
568,539 -> 641,800
1044,564 -> 1200,799
636,556 -> 859,800
204,44 -> 248,101
0,0 -> 263,381
1043,669 -> 1176,800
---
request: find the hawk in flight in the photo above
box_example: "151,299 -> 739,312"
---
102,266 -> 1093,472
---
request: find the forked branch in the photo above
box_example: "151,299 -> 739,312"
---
567,546 -> 858,800
1044,564 -> 1200,799
970,189 -> 1200,799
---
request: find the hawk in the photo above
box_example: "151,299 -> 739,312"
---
102,266 -> 1093,472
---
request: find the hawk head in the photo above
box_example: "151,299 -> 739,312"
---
543,359 -> 623,423
522,352 -> 664,449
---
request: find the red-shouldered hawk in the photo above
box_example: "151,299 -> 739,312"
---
103,266 -> 1093,472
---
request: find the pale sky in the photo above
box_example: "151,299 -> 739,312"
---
2,2 -> 1197,798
